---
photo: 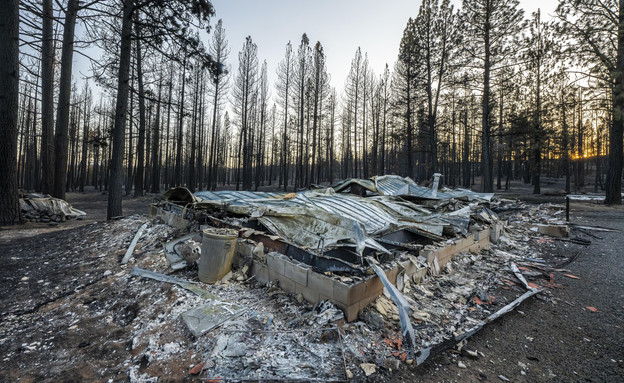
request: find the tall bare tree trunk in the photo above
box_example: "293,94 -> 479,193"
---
561,91 -> 570,194
126,71 -> 134,195
79,90 -> 90,192
163,68 -> 173,190
134,19 -> 146,197
174,55 -> 187,187
405,80 -> 413,180
282,76 -> 290,192
188,70 -> 199,192
605,0 -> 624,204
0,0 -> 19,224
53,0 -> 79,199
151,77 -> 163,193
481,15 -> 494,193
533,63 -> 542,194
41,0 -> 55,195
496,88 -> 504,190
107,0 -> 134,219
463,109 -> 470,188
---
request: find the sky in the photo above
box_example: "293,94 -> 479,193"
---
208,0 -> 560,96
71,0 -> 561,98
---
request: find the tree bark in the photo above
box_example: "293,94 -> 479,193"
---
605,0 -> 624,204
126,71 -> 134,195
174,55 -> 187,187
188,70 -> 199,192
497,91 -> 503,190
41,0 -> 55,195
562,90 -> 570,193
533,62 -> 542,195
281,62 -> 290,192
79,90 -> 90,192
481,10 -> 494,193
208,72 -> 220,190
52,0 -> 79,199
107,0 -> 134,220
0,0 -> 20,224
163,70 -> 173,190
463,109 -> 470,188
151,77 -> 163,193
134,20 -> 146,197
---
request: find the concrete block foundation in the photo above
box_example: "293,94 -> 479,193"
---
246,227 -> 491,322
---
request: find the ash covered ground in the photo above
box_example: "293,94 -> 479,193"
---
1,185 -> 623,382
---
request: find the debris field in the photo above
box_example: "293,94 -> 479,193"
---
0,175 -> 606,382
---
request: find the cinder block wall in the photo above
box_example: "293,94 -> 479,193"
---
250,252 -> 398,322
245,228 -> 491,322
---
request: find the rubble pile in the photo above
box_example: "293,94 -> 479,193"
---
2,176 -> 589,382
19,193 -> 86,223
113,175 -> 580,380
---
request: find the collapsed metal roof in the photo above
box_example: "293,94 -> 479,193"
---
333,175 -> 494,202
162,176 -> 493,255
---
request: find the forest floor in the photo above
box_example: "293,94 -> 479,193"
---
405,197 -> 624,383
0,179 -> 623,382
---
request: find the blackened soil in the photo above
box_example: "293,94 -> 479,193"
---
1,188 -> 623,382
395,201 -> 624,383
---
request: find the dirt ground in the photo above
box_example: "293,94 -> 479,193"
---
1,182 -> 623,382
404,201 -> 624,383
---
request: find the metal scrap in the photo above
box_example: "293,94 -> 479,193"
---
163,233 -> 199,270
366,256 -> 416,351
182,300 -> 247,337
130,267 -> 217,300
19,194 -> 87,222
121,223 -> 148,264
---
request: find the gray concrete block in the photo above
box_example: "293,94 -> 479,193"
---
333,279 -> 363,305
182,300 -> 244,337
535,224 -> 569,238
308,271 -> 335,300
490,222 -> 504,243
148,205 -> 158,218
296,282 -> 320,304
266,252 -> 286,276
236,240 -> 256,259
284,259 -> 310,286
250,261 -> 269,285
276,274 -> 296,293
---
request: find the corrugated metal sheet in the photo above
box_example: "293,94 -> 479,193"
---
195,190 -> 281,202
374,175 -> 416,196
330,178 -> 377,194
441,188 -> 494,202
191,188 -> 456,240
185,180 -> 485,251
374,175 -> 462,200
294,193 -> 397,235
394,184 -> 459,200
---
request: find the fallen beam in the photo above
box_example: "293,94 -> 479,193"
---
121,223 -> 147,264
414,285 -> 540,366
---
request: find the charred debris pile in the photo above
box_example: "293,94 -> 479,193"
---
18,192 -> 86,223
104,174 -> 585,381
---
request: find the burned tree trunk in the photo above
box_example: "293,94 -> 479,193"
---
151,78 -> 163,193
0,0 -> 19,224
40,0 -> 55,195
174,55 -> 187,187
605,0 -> 624,204
107,0 -> 134,220
53,0 -> 79,199
134,22 -> 146,197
